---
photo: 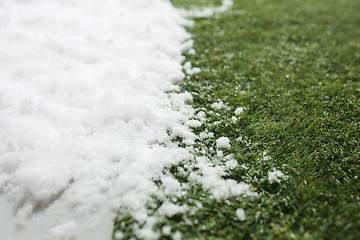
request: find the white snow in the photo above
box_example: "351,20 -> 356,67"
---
268,169 -> 286,183
114,231 -> 124,240
211,101 -> 226,110
188,157 -> 256,200
0,0 -> 194,239
185,119 -> 202,128
158,202 -> 184,218
236,208 -> 246,221
183,61 -> 201,75
234,107 -> 245,116
173,231 -> 182,240
162,225 -> 172,236
231,116 -> 238,123
182,0 -> 234,18
216,137 -> 231,149
0,0 -> 250,239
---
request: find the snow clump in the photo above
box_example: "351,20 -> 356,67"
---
268,169 -> 286,183
234,107 -> 246,116
216,137 -> 231,149
236,208 -> 246,221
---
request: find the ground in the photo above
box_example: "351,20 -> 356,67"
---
114,0 -> 360,239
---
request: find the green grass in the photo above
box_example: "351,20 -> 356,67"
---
113,0 -> 360,239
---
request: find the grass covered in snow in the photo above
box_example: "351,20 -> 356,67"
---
113,0 -> 360,239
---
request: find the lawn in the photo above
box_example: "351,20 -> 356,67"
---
113,0 -> 360,239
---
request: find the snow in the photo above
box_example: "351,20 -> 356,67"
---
0,0 -> 194,239
268,169 -> 286,183
236,208 -> 246,221
162,225 -> 172,236
216,137 -> 231,149
173,231 -> 182,240
211,100 -> 226,110
158,202 -> 184,218
234,107 -> 245,116
185,119 -> 202,128
182,0 -> 234,18
0,0 -> 249,239
183,61 -> 201,75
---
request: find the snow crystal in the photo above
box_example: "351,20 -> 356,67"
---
236,208 -> 246,221
216,137 -> 231,149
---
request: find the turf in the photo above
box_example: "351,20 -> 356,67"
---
113,0 -> 360,239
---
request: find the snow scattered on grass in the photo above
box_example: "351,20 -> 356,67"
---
268,169 -> 287,183
181,0 -> 234,18
158,202 -> 185,218
188,156 -> 256,200
216,137 -> 231,149
263,151 -> 271,161
211,100 -> 226,110
236,208 -> 246,221
183,61 -> 201,75
196,111 -> 206,120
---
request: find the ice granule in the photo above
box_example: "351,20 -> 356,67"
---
216,137 -> 231,149
231,116 -> 237,123
114,231 -> 124,240
185,120 -> 202,128
173,231 -> 182,240
234,107 -> 245,115
236,208 -> 246,221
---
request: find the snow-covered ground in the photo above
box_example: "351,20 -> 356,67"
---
0,0 -> 195,239
0,0 -> 255,239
